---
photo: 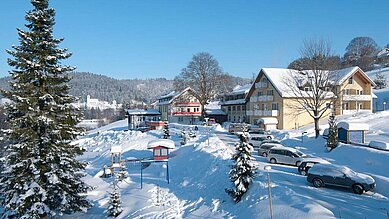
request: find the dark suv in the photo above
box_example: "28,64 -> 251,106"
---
307,164 -> 376,194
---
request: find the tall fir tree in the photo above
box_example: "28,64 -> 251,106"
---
0,0 -> 91,218
326,110 -> 339,151
226,132 -> 257,202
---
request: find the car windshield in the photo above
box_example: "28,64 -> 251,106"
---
294,151 -> 304,157
342,167 -> 357,176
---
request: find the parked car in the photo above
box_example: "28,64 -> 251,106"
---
267,147 -> 324,166
258,143 -> 283,157
259,139 -> 281,146
297,160 -> 331,176
306,164 -> 376,194
248,136 -> 269,148
228,123 -> 249,134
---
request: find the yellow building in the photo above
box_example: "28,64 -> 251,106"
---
246,67 -> 376,130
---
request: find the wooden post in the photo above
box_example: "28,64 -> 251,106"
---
166,161 -> 170,184
140,161 -> 143,189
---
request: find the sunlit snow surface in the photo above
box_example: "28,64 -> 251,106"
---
63,112 -> 389,218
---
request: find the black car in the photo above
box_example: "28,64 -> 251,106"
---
306,164 -> 376,194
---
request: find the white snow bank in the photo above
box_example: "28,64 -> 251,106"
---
369,140 -> 389,150
337,121 -> 369,130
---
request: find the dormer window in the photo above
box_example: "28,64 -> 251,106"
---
304,87 -> 312,91
348,77 -> 353,84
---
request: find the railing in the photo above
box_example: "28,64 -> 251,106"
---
342,95 -> 371,101
246,110 -> 279,116
250,95 -> 274,102
172,112 -> 201,116
175,102 -> 201,107
342,109 -> 371,115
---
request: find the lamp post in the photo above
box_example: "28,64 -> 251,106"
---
264,165 -> 273,219
301,131 -> 307,143
384,102 -> 387,111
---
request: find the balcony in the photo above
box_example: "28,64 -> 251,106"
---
255,82 -> 268,89
175,102 -> 201,107
250,95 -> 274,102
172,112 -> 201,116
342,109 -> 371,115
246,110 -> 279,116
342,95 -> 371,101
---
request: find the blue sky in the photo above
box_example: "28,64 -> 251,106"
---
1,0 -> 388,80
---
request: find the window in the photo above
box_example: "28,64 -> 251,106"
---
237,106 -> 241,111
233,116 -> 236,121
267,90 -> 273,96
154,149 -> 161,156
262,104 -> 268,111
348,77 -> 353,84
187,108 -> 190,112
232,106 -> 236,111
304,87 -> 312,91
228,106 -> 231,111
271,103 -> 279,110
257,91 -> 264,96
242,105 -> 246,111
161,148 -> 168,156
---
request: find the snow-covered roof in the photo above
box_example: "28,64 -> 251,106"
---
205,108 -> 227,115
253,66 -> 375,98
337,121 -> 369,131
372,92 -> 377,98
366,67 -> 389,78
230,84 -> 252,95
335,66 -> 375,86
157,87 -> 197,105
126,108 -> 161,116
111,145 -> 122,153
261,68 -> 334,98
220,99 -> 246,105
257,117 -> 278,124
147,139 -> 175,149
377,48 -> 389,58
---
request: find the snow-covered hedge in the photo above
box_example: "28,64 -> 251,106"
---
369,140 -> 389,150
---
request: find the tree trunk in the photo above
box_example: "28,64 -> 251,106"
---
314,118 -> 320,138
200,103 -> 205,121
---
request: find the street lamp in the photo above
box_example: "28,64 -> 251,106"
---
264,165 -> 273,219
301,131 -> 307,143
384,102 -> 387,111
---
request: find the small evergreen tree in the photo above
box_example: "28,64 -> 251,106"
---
326,110 -> 339,151
225,132 -> 257,202
373,72 -> 388,89
106,183 -> 123,218
0,0 -> 91,217
162,124 -> 170,139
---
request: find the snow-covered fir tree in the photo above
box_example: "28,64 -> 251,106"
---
326,110 -> 339,151
226,132 -> 257,202
106,181 -> 123,218
162,124 -> 170,139
0,0 -> 91,218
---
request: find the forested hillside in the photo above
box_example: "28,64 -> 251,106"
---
0,72 -> 250,105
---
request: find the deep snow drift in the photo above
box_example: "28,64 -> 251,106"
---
64,112 -> 389,218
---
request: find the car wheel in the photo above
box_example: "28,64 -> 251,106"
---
262,152 -> 268,157
300,170 -> 307,176
267,136 -> 272,139
295,161 -> 301,167
312,178 -> 324,188
352,184 -> 364,194
270,158 -> 277,164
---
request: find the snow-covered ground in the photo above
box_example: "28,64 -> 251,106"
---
64,111 -> 389,219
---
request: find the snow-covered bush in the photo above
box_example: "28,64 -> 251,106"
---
225,132 -> 257,202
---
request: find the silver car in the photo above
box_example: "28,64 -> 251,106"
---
258,143 -> 283,157
267,147 -> 324,166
